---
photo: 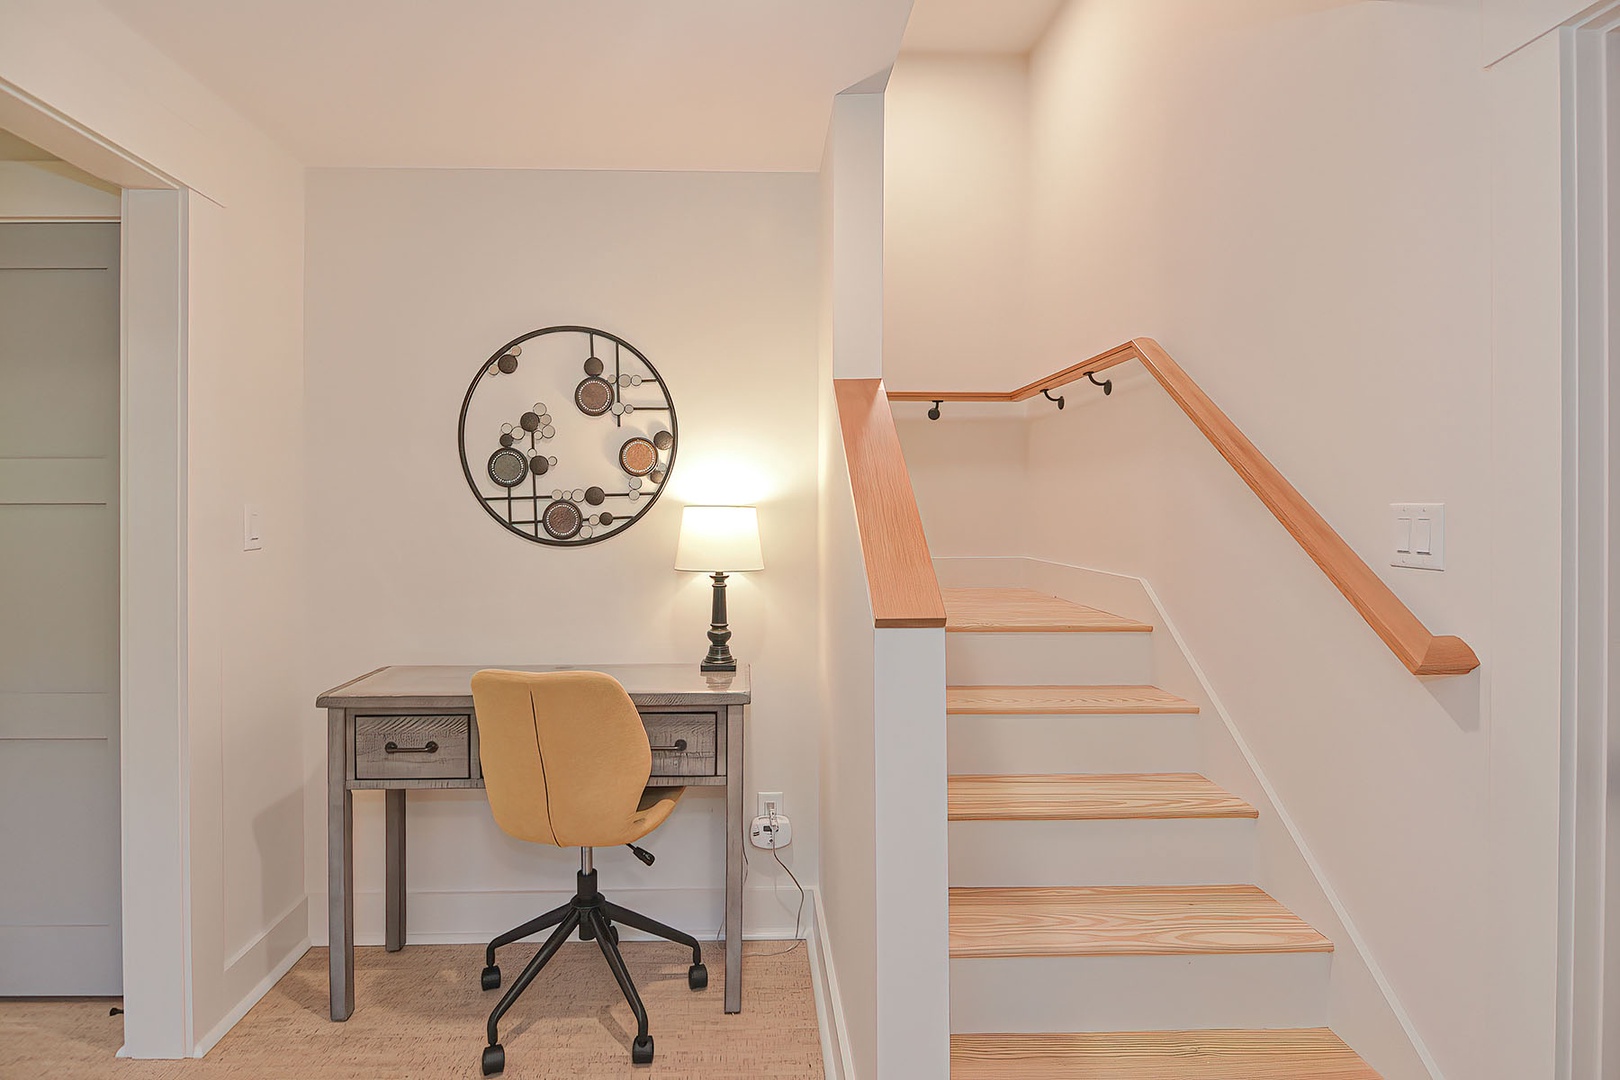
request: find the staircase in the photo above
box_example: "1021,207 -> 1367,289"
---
941,587 -> 1380,1078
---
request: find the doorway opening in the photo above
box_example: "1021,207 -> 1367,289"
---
0,79 -> 191,1057
0,127 -> 123,996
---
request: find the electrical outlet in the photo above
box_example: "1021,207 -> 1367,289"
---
750,813 -> 793,849
757,791 -> 784,819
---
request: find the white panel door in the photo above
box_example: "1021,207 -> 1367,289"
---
0,223 -> 121,995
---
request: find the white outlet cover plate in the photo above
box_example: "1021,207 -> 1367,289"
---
757,791 -> 784,819
1391,502 -> 1444,570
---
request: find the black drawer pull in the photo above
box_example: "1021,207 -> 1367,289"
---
384,740 -> 440,755
651,739 -> 688,753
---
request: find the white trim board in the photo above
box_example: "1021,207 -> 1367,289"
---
307,883 -> 812,947
807,887 -> 855,1080
190,934 -> 309,1059
118,185 -> 191,1060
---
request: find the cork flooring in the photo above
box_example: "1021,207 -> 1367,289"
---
0,941 -> 824,1079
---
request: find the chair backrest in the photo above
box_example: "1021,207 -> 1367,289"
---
470,669 -> 652,848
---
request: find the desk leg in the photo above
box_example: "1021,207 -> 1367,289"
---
725,703 -> 744,1013
327,708 -> 355,1021
385,789 -> 406,952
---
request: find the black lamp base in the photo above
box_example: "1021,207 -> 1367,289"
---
700,572 -> 738,672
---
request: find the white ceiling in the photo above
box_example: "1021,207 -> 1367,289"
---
98,0 -> 916,171
900,0 -> 1066,55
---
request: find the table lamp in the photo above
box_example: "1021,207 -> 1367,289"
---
675,505 -> 764,671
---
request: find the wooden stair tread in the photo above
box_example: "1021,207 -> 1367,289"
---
948,685 -> 1198,714
949,885 -> 1333,958
950,1029 -> 1381,1078
944,588 -> 1152,633
949,773 -> 1257,821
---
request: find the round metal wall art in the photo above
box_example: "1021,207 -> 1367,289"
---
457,325 -> 677,546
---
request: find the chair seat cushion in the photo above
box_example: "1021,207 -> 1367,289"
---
621,786 -> 684,843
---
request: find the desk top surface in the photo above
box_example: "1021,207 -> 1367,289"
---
317,663 -> 750,710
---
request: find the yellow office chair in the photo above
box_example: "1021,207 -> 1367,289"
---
470,669 -> 707,1076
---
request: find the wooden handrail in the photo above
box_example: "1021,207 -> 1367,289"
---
888,338 -> 1479,676
835,378 -> 947,629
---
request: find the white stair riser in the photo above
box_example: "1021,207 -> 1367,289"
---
945,632 -> 1153,685
949,952 -> 1332,1033
946,713 -> 1201,774
949,819 -> 1256,888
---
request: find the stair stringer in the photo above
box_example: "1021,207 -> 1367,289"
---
935,555 -> 1440,1080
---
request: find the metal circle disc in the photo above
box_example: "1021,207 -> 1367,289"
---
575,376 -> 614,416
487,447 -> 528,488
543,500 -> 583,540
619,437 -> 658,477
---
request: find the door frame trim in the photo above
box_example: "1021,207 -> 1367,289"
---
0,78 -> 193,1058
118,187 -> 191,1059
1561,7 -> 1620,1077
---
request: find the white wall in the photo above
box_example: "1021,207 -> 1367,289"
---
1485,0 -> 1595,63
302,167 -> 820,944
185,174 -> 308,1052
884,54 -> 1028,390
886,2 -> 1573,1077
0,159 -> 120,219
0,0 -> 308,1056
816,407 -> 878,1080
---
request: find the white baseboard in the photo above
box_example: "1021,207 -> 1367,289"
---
309,884 -> 806,946
806,887 -> 855,1080
224,893 -> 308,970
192,932 -> 309,1058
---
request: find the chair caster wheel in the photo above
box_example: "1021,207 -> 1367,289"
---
481,965 -> 501,991
631,1034 -> 654,1064
481,1043 -> 505,1076
688,963 -> 708,990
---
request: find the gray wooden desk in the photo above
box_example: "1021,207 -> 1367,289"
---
317,663 -> 750,1020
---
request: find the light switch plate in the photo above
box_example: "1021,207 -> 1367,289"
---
1391,502 -> 1443,570
243,504 -> 264,551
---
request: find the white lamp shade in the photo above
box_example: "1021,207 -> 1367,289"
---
675,505 -> 764,572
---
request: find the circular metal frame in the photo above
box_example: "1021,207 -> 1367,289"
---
458,325 -> 679,547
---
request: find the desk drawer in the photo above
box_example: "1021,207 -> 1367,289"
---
646,712 -> 718,777
355,715 -> 472,780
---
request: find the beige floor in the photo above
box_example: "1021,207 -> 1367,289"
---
0,941 -> 825,1079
